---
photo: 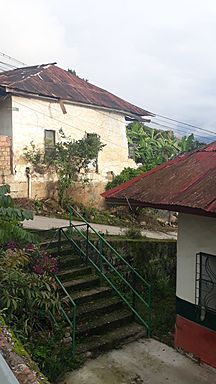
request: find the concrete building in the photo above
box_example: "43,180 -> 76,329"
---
102,142 -> 216,369
0,63 -> 151,205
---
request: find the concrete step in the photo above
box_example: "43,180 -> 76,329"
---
76,296 -> 123,319
76,322 -> 146,355
57,266 -> 93,281
64,286 -> 112,305
63,275 -> 100,292
77,308 -> 133,337
40,238 -> 71,250
59,254 -> 84,269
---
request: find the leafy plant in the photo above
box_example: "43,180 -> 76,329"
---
23,130 -> 105,206
105,166 -> 146,190
0,244 -> 60,335
0,184 -> 34,245
106,123 -> 204,190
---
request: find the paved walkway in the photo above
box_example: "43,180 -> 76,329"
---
59,338 -> 215,384
23,215 -> 177,240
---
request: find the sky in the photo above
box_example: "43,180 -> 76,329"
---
1,0 -> 216,141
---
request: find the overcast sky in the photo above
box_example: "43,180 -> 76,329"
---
1,0 -> 216,140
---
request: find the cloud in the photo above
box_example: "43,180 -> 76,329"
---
1,0 -> 216,139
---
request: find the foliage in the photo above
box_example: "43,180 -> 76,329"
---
115,238 -> 176,343
0,184 -> 34,245
68,68 -> 89,82
32,250 -> 58,275
127,121 -> 203,166
51,130 -> 105,205
124,226 -> 143,239
23,141 -> 45,174
23,130 -> 105,206
105,166 -> 146,190
106,123 -> 204,190
0,244 -> 60,336
27,327 -> 82,382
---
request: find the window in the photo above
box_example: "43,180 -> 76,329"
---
128,143 -> 135,159
196,252 -> 216,314
44,130 -> 55,157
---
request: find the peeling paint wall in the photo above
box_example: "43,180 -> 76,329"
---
6,95 -> 136,203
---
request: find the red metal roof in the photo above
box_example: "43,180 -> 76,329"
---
0,64 -> 151,116
102,142 -> 216,216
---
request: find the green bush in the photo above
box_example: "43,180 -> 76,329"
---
0,244 -> 60,336
106,166 -> 146,190
0,184 -> 34,245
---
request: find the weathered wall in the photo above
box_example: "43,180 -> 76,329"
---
8,95 -> 136,204
176,213 -> 216,304
0,97 -> 12,137
0,135 -> 12,183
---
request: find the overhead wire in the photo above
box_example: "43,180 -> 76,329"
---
151,111 -> 216,137
14,99 -> 214,151
0,51 -> 26,66
31,96 -> 214,143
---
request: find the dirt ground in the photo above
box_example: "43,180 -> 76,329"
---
59,338 -> 216,384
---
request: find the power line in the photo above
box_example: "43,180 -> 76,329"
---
43,96 -> 214,142
0,52 -> 26,66
150,121 -> 213,143
150,111 -> 216,137
14,100 -> 130,150
14,99 -> 214,155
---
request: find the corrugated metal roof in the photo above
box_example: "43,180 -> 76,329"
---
102,141 -> 216,216
0,64 -> 151,116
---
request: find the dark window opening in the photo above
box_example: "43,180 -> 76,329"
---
128,143 -> 135,159
44,130 -> 55,157
196,252 -> 216,314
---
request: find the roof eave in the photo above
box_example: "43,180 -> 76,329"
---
104,197 -> 216,218
4,87 -> 151,117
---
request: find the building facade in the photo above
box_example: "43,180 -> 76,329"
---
0,64 -> 151,205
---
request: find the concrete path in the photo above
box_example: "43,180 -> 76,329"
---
23,215 -> 177,240
59,339 -> 215,384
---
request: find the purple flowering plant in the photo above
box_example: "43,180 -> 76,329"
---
32,251 -> 58,275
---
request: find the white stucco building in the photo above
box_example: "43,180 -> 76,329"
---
0,63 -> 151,205
102,142 -> 216,369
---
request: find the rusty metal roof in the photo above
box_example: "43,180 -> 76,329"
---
0,63 -> 151,116
102,141 -> 216,216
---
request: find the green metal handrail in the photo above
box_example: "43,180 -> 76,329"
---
55,275 -> 76,355
68,206 -> 152,336
39,229 -> 77,355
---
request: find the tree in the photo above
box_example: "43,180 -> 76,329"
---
106,122 -> 203,190
0,184 -> 34,244
24,130 -> 105,206
68,68 -> 89,82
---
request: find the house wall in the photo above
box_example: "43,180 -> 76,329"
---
175,212 -> 216,369
176,213 -> 216,303
0,135 -> 12,182
0,97 -> 12,137
10,95 -> 136,203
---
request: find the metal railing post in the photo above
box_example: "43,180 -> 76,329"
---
148,285 -> 152,337
132,270 -> 136,318
86,224 -> 89,264
99,237 -> 103,273
58,228 -> 61,255
69,207 -> 72,226
72,305 -> 76,355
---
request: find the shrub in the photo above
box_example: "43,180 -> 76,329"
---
0,244 -> 60,336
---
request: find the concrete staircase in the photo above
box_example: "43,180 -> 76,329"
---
47,239 -> 146,356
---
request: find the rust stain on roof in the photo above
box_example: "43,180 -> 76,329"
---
102,142 -> 216,216
0,63 -> 151,116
